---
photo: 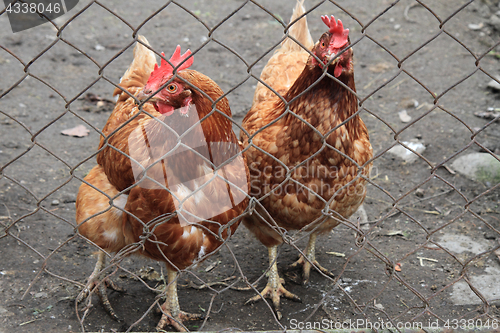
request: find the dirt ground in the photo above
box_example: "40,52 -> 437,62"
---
1,0 -> 500,332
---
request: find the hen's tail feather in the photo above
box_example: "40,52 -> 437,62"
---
113,35 -> 156,100
281,0 -> 314,53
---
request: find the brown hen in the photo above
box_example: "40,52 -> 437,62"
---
76,36 -> 249,331
240,0 -> 372,319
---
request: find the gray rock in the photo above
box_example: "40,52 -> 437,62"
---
3,141 -> 19,149
438,233 -> 491,254
470,2 -> 492,18
490,14 -> 500,30
349,204 -> 368,224
451,266 -> 500,305
487,76 -> 500,91
450,153 -> 500,184
387,141 -> 425,163
484,231 -> 498,240
34,292 -> 48,298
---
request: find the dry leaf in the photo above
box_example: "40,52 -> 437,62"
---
326,251 -> 345,257
474,111 -> 500,121
374,299 -> 385,310
386,230 -> 404,236
61,125 -> 89,138
205,260 -> 220,272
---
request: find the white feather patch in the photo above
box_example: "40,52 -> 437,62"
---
113,194 -> 128,210
176,184 -> 191,200
182,226 -> 197,238
198,245 -> 206,259
103,230 -> 118,242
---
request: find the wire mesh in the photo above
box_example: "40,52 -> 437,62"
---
1,0 -> 500,332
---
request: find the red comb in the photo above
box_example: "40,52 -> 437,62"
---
321,15 -> 349,48
147,45 -> 193,86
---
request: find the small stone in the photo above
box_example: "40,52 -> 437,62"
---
349,204 -> 368,224
489,14 -> 500,30
468,23 -> 484,30
478,140 -> 498,153
394,24 -> 401,30
415,188 -> 425,198
487,77 -> 500,91
62,195 -> 76,203
484,231 -> 497,240
34,292 -> 48,298
51,200 -> 60,206
95,44 -> 105,51
398,110 -> 412,123
387,141 -> 426,163
471,2 -> 491,18
3,141 -> 19,149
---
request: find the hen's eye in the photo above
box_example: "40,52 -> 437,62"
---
321,41 -> 326,48
166,84 -> 177,93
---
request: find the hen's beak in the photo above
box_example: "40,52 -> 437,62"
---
136,90 -> 159,105
326,51 -> 341,66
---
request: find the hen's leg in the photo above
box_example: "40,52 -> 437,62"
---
77,251 -> 124,321
289,233 -> 335,284
245,245 -> 301,320
156,268 -> 203,332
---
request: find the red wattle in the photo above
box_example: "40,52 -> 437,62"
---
334,63 -> 343,77
157,102 -> 175,116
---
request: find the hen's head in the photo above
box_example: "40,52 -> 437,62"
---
311,15 -> 352,77
138,46 -> 194,116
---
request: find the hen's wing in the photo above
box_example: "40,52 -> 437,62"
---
76,165 -> 127,253
97,36 -> 159,191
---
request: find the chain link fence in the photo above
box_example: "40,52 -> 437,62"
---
1,0 -> 500,332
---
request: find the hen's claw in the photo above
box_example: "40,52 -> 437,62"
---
288,255 -> 335,285
157,268 -> 204,331
95,279 -> 124,321
289,233 -> 335,284
245,246 -> 301,320
156,308 -> 204,332
77,251 -> 124,321
245,278 -> 301,320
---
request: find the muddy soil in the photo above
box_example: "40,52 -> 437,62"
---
1,0 -> 500,332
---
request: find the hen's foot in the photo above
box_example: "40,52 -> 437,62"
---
245,279 -> 301,320
156,306 -> 204,332
77,252 -> 124,321
288,255 -> 335,284
77,277 -> 124,321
